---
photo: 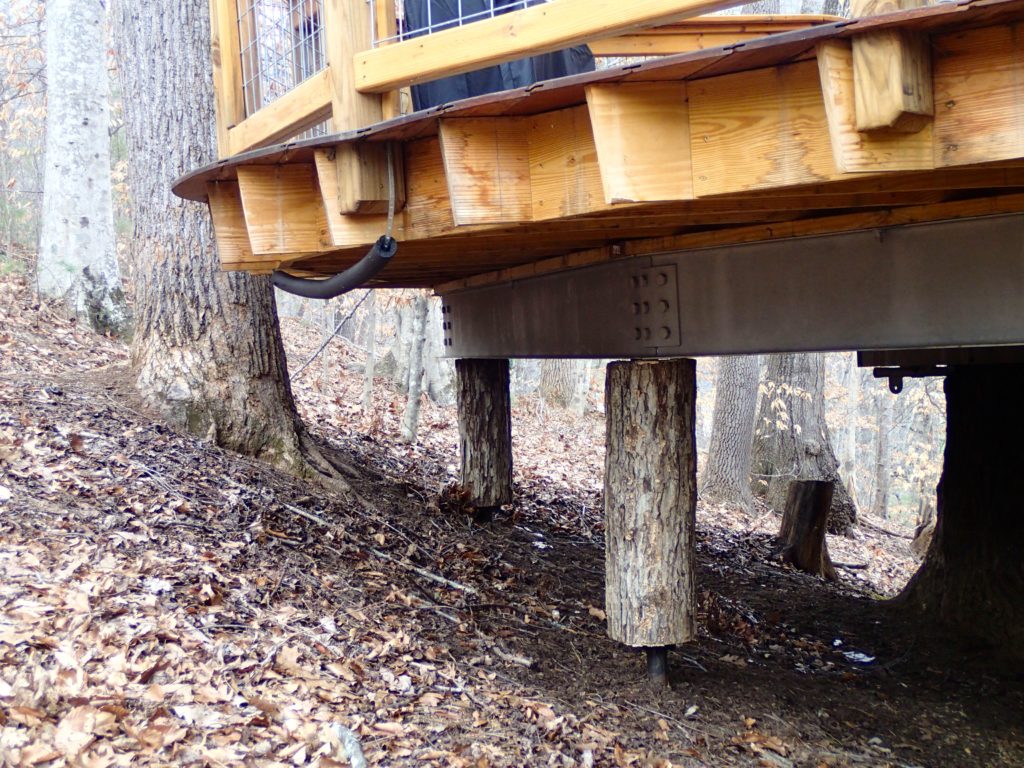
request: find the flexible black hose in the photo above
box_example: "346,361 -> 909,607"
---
270,236 -> 397,300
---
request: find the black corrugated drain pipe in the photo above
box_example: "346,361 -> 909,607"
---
270,235 -> 397,300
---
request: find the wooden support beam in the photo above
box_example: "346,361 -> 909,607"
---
322,0 -> 389,214
689,60 -> 839,196
312,149 -> 400,247
455,359 -> 513,519
933,24 -> 1024,167
207,181 -> 254,268
527,106 -> 609,220
439,119 -> 532,226
817,40 -> 933,172
235,164 -> 332,256
851,0 -> 933,133
605,359 -> 696,662
209,0 -> 245,158
586,83 -> 693,203
353,0 -> 749,93
227,69 -> 333,155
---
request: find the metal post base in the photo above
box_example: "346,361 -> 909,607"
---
645,646 -> 670,686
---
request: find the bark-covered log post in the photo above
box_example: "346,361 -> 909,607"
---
456,359 -> 513,523
900,365 -> 1024,657
605,359 -> 697,685
777,480 -> 838,581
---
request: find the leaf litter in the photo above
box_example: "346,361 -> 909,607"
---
1,274 -> 1022,767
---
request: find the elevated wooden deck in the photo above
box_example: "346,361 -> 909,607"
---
175,0 -> 1024,290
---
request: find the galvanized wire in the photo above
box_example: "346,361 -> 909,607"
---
237,0 -> 328,138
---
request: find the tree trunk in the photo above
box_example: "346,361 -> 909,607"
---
777,480 -> 838,580
320,298 -> 333,390
900,365 -> 1024,657
752,353 -> 857,535
400,291 -> 429,443
702,355 -> 759,509
38,0 -> 129,335
362,290 -> 377,414
540,359 -> 581,409
842,353 -> 861,508
423,297 -> 455,406
871,390 -> 892,519
456,359 -> 513,518
113,0 -> 331,480
605,359 -> 696,651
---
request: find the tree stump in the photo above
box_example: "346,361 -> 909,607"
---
777,480 -> 838,581
605,359 -> 697,683
455,359 -> 512,522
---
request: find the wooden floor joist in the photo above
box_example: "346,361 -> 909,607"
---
176,0 -> 1024,287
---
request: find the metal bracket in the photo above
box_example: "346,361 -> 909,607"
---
873,365 -> 949,394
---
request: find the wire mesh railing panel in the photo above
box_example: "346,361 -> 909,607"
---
238,0 -> 328,117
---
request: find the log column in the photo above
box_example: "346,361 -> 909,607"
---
605,359 -> 697,684
456,359 -> 513,522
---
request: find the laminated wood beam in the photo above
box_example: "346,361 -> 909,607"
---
817,40 -> 933,172
227,69 -> 333,155
438,119 -> 532,226
435,192 -> 1024,293
933,24 -> 1024,168
689,60 -> 839,196
353,0 -> 748,93
851,0 -> 933,133
235,164 -> 333,256
586,82 -> 693,204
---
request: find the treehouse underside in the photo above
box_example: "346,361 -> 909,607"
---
175,0 -> 1024,298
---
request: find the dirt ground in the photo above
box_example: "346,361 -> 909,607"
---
0,275 -> 1021,767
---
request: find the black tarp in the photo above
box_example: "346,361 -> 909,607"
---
402,0 -> 596,111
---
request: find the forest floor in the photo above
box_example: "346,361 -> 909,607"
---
0,274 -> 1021,768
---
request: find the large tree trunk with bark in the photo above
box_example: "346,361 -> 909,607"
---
113,0 -> 338,482
702,355 -> 759,509
540,359 -> 582,409
900,365 -> 1024,658
456,359 -> 513,518
752,353 -> 857,535
605,359 -> 696,659
38,0 -> 129,336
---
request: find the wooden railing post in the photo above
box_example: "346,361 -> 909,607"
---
374,0 -> 405,119
209,0 -> 246,158
850,0 -> 933,133
322,0 -> 396,214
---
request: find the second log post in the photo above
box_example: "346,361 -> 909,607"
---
456,358 -> 513,522
605,358 -> 697,684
